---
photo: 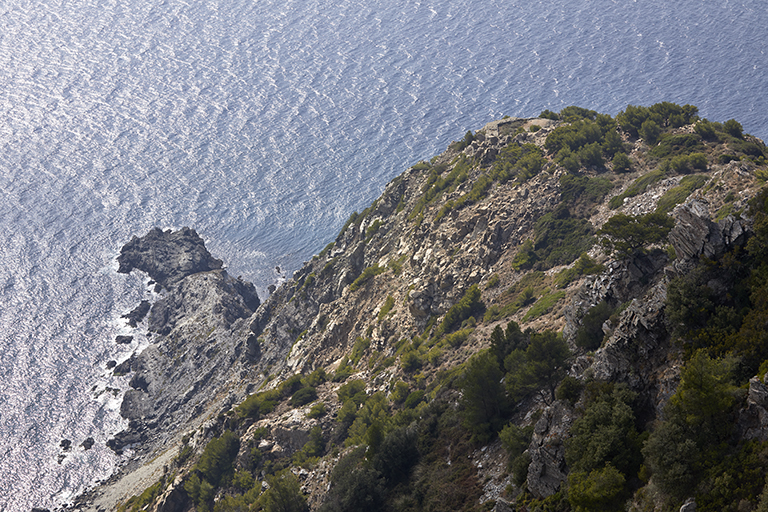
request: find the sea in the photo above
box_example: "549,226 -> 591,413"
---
0,0 -> 765,509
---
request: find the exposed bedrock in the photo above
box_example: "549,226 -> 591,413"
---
107,228 -> 260,456
117,227 -> 225,290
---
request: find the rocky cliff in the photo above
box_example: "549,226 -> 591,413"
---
71,105 -> 768,512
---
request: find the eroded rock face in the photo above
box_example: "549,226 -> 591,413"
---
526,401 -> 573,498
117,227 -> 224,290
670,199 -> 748,261
149,270 -> 258,336
738,375 -> 768,442
107,228 -> 260,457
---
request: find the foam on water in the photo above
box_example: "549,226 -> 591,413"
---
0,0 -> 766,509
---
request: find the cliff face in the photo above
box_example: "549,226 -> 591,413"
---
73,108 -> 768,512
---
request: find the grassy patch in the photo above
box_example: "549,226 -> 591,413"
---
378,295 -> 396,322
656,174 -> 709,214
350,265 -> 386,292
609,168 -> 666,209
522,290 -> 566,322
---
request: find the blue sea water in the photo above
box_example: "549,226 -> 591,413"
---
0,0 -> 765,509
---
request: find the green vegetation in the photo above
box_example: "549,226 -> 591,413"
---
433,285 -> 484,339
609,168 -> 666,209
185,431 -> 240,511
349,265 -> 386,292
521,290 -> 566,322
261,471 -> 308,512
118,477 -> 169,512
559,174 -> 613,209
459,350 -> 508,443
122,104 -> 768,512
435,143 -> 546,222
574,300 -> 613,350
377,295 -> 395,322
513,205 -> 596,271
484,272 -> 546,322
554,253 -> 604,288
656,174 -> 709,214
598,211 -> 675,259
617,102 -> 699,138
409,157 -> 468,222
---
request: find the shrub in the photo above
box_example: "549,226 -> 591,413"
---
608,168 -> 666,209
319,448 -> 385,512
565,384 -> 642,478
598,211 -> 675,258
689,152 -> 708,170
724,118 -> 744,138
554,253 -> 604,288
350,337 -> 370,366
433,285 -> 484,338
602,129 -> 625,158
656,174 -> 708,214
459,350 -> 509,443
349,265 -> 386,292
499,423 -> 534,460
197,431 -> 240,487
377,295 -> 395,322
567,464 -> 627,512
521,290 -> 566,322
540,109 -> 559,120
261,471 -> 308,512
400,349 -> 422,373
639,119 -> 661,145
511,452 -> 532,487
307,402 -> 326,419
373,426 -> 419,483
505,330 -> 571,403
236,389 -> 279,419
485,273 -> 500,289
575,301 -> 613,351
555,375 -> 584,405
337,379 -> 367,405
529,205 -> 596,269
611,151 -> 631,172
559,174 -> 613,206
290,386 -> 318,407
403,389 -> 426,409
695,119 -> 718,140
578,142 -> 604,168
617,104 -> 651,138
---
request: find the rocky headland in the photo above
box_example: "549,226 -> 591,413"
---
70,105 -> 768,512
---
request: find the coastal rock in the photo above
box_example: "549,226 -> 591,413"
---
115,335 -> 134,344
122,300 -> 151,327
148,270 -> 259,336
117,227 -> 224,290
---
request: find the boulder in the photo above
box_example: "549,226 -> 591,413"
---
122,300 -> 151,327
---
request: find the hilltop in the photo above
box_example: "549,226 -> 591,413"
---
71,103 -> 768,512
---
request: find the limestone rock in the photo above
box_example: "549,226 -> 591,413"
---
526,401 -> 573,498
670,199 -> 748,261
148,270 -> 258,336
117,227 -> 224,289
680,497 -> 697,512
